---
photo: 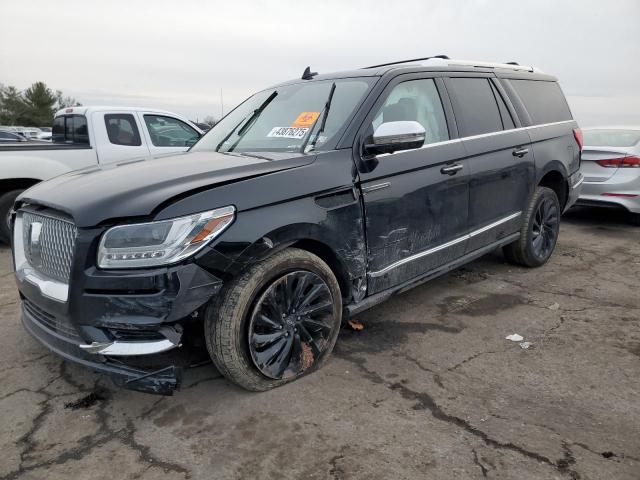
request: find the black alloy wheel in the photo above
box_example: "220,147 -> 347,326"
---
531,195 -> 559,259
503,186 -> 561,268
248,270 -> 334,380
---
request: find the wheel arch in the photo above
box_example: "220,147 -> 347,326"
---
215,222 -> 364,303
0,178 -> 41,196
536,162 -> 569,210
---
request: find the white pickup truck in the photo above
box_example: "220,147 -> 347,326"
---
0,106 -> 203,243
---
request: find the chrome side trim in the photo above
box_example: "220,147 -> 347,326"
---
375,120 -> 575,159
572,174 -> 585,190
369,212 -> 522,278
468,212 -> 522,238
13,215 -> 69,302
79,339 -> 179,356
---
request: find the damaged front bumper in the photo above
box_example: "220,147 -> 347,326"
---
22,303 -> 182,395
15,248 -> 222,395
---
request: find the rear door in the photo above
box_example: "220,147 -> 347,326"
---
92,111 -> 150,164
138,113 -> 201,158
445,74 -> 533,253
357,74 -> 469,293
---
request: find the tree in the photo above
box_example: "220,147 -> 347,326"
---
202,115 -> 218,127
22,82 -> 57,126
55,90 -> 82,110
0,85 -> 28,125
0,82 -> 82,126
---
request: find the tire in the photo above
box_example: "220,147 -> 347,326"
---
204,248 -> 342,391
630,212 -> 640,226
503,186 -> 560,268
0,189 -> 23,245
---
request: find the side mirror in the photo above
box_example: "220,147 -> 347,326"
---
364,121 -> 426,156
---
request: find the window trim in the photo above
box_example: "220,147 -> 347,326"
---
104,113 -> 142,147
143,114 -> 200,148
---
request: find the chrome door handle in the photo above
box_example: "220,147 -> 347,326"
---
440,164 -> 463,175
512,148 -> 529,157
362,182 -> 391,194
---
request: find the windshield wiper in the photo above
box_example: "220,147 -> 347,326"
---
218,91 -> 278,153
300,82 -> 336,154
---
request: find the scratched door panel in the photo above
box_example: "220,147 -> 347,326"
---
360,142 -> 470,293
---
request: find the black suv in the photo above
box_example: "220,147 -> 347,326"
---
12,57 -> 584,394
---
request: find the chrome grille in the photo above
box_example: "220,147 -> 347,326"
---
22,211 -> 77,283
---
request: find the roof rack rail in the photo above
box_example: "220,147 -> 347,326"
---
363,55 -> 450,69
364,57 -> 541,73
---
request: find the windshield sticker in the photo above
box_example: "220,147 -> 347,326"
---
267,127 -> 309,139
291,111 -> 320,128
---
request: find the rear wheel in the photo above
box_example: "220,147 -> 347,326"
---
0,189 -> 23,245
503,186 -> 560,267
205,248 -> 342,391
630,212 -> 640,226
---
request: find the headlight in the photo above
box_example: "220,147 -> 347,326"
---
97,206 -> 235,269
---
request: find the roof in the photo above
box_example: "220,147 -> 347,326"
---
54,105 -> 191,118
273,57 -> 550,88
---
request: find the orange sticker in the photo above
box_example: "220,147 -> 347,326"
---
291,111 -> 320,128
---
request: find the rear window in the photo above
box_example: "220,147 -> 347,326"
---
52,115 -> 89,144
509,80 -> 572,125
583,129 -> 640,147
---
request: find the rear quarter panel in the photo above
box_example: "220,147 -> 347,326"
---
527,121 -> 580,181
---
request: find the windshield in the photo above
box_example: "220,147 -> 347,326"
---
191,78 -> 374,154
583,129 -> 640,147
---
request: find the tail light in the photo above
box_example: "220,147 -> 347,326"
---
601,193 -> 638,198
596,156 -> 640,168
573,128 -> 584,151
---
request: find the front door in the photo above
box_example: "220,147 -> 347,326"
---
445,75 -> 534,252
357,75 -> 469,294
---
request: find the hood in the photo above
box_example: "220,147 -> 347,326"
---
19,150 -> 314,227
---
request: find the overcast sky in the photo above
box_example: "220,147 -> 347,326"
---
1,0 -> 638,126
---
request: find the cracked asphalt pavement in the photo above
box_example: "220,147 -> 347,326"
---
1,207 -> 639,480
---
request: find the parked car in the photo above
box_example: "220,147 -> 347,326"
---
36,127 -> 52,141
0,130 -> 28,142
0,106 -> 203,243
576,126 -> 640,224
11,57 -> 583,394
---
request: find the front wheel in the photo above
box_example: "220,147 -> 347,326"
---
503,186 -> 560,267
205,248 -> 342,391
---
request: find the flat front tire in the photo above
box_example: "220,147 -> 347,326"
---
204,248 -> 342,391
503,186 -> 561,267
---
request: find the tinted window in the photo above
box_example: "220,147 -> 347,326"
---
144,115 -> 200,147
371,79 -> 449,145
52,115 -> 89,144
105,114 -> 142,146
509,80 -> 572,124
448,78 -> 503,137
583,129 -> 640,147
490,81 -> 515,130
